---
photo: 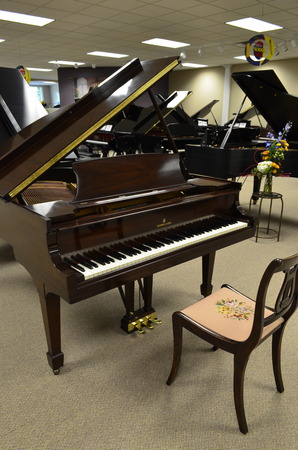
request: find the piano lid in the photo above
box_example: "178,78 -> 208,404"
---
191,99 -> 219,120
231,70 -> 298,143
0,67 -> 47,142
0,56 -> 179,201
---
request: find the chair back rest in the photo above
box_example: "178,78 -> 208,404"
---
250,253 -> 298,344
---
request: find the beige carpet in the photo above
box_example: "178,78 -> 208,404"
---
0,175 -> 297,449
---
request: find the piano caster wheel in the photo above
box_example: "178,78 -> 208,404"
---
53,368 -> 60,375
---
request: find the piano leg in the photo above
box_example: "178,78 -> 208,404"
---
119,276 -> 158,333
35,281 -> 64,374
201,252 -> 215,297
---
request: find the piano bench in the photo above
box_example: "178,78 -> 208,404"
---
249,191 -> 284,242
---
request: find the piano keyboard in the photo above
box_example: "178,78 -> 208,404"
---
62,216 -> 247,280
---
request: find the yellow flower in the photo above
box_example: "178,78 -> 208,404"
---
262,150 -> 269,155
273,169 -> 277,173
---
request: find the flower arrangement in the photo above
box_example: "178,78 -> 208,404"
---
251,121 -> 292,193
252,121 -> 292,178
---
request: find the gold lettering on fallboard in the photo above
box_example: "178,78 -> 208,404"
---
156,218 -> 172,228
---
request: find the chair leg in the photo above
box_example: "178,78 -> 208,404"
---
166,313 -> 183,385
272,326 -> 286,393
234,354 -> 250,434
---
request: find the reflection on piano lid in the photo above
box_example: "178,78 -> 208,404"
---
0,56 -> 256,373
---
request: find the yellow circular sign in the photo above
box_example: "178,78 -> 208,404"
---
245,34 -> 274,66
17,65 -> 31,83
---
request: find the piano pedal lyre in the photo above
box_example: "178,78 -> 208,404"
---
121,309 -> 161,334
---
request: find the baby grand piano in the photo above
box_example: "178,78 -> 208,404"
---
0,56 -> 255,374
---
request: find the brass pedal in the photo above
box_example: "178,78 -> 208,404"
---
121,308 -> 160,333
132,321 -> 145,334
146,315 -> 162,325
141,317 -> 154,329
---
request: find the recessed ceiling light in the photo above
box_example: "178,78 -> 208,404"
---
182,63 -> 207,68
0,10 -> 54,26
142,38 -> 190,49
48,60 -> 85,66
27,67 -> 53,72
226,17 -> 282,32
87,51 -> 128,58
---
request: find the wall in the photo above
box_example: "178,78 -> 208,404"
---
169,66 -> 225,125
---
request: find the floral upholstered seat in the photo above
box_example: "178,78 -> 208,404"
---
166,254 -> 298,433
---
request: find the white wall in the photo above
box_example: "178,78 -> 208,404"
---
169,66 -> 225,125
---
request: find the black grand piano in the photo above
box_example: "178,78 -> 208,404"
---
84,90 -> 204,156
184,70 -> 298,179
0,56 -> 255,374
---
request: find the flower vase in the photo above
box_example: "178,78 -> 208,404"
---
263,174 -> 273,194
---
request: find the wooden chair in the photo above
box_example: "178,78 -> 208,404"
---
166,254 -> 298,433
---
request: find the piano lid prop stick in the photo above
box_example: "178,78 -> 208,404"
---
148,89 -> 179,154
220,95 -> 247,149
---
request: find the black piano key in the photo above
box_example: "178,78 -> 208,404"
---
71,255 -> 94,270
64,257 -> 85,272
94,247 -> 115,264
77,253 -> 99,268
86,250 -> 109,265
102,247 -> 126,261
128,240 -> 151,252
144,236 -> 165,247
113,243 -> 139,256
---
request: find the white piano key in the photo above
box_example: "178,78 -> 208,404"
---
63,217 -> 247,280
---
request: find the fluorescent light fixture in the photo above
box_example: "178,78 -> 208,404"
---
226,17 -> 282,32
234,55 -> 247,60
142,38 -> 190,49
0,39 -> 5,43
182,62 -> 207,68
48,60 -> 85,66
0,10 -> 54,26
27,67 -> 53,72
30,81 -> 57,85
87,51 -> 128,58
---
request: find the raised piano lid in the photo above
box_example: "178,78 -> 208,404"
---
0,56 -> 179,201
231,69 -> 298,144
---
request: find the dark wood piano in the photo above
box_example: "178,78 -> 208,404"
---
184,69 -> 298,179
0,56 -> 256,374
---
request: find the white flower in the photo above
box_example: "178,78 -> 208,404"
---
256,161 -> 272,173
